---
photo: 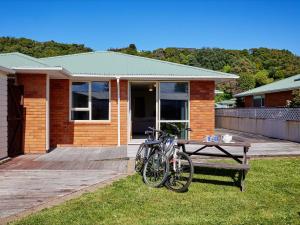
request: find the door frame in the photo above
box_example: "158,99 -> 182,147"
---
128,81 -> 159,142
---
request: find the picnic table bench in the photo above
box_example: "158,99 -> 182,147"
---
177,140 -> 251,191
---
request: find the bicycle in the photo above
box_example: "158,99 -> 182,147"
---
142,123 -> 194,192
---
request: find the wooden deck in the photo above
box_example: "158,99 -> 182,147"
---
0,147 -> 129,221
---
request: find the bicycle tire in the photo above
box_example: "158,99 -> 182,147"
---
143,151 -> 169,188
165,152 -> 194,192
134,143 -> 148,173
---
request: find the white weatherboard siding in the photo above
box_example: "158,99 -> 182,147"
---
0,74 -> 7,159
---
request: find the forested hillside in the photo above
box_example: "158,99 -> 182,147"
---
1,37 -> 299,100
110,44 -> 300,99
0,37 -> 92,58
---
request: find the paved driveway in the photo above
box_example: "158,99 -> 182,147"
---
0,147 -> 129,221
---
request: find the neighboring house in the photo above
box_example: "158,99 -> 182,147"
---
0,52 -> 237,155
235,74 -> 300,107
0,66 -> 14,159
215,99 -> 236,108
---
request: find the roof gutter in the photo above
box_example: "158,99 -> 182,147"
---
71,73 -> 239,81
235,86 -> 300,97
12,67 -> 72,77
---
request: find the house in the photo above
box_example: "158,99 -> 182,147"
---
235,74 -> 300,107
0,51 -> 237,155
215,99 -> 236,108
0,66 -> 14,159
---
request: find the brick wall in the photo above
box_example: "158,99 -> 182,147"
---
17,74 -> 46,153
190,81 -> 215,140
0,74 -> 8,159
244,96 -> 253,107
243,91 -> 293,107
50,79 -> 128,147
265,91 -> 292,107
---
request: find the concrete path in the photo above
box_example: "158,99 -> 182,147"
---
0,147 -> 129,222
127,128 -> 300,158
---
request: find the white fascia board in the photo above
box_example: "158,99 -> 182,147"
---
235,86 -> 300,97
12,67 -> 72,77
0,65 -> 15,74
71,74 -> 239,81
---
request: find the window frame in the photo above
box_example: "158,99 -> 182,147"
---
158,81 -> 190,138
69,80 -> 111,122
253,95 -> 265,108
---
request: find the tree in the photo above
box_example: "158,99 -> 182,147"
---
238,73 -> 256,92
0,37 -> 92,57
289,89 -> 300,108
255,70 -> 273,87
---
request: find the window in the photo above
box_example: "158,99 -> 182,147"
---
159,82 -> 189,139
71,81 -> 109,121
253,95 -> 265,107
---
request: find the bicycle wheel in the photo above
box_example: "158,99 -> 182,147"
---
135,143 -> 149,173
143,151 -> 169,188
165,152 -> 194,192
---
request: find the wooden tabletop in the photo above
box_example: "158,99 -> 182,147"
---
177,139 -> 251,148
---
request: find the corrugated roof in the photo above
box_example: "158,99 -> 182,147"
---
0,51 -> 238,79
235,74 -> 300,97
40,51 -> 238,78
0,52 -> 50,68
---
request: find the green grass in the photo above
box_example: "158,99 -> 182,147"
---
12,158 -> 300,225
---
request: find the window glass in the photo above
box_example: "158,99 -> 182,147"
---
71,111 -> 89,120
72,82 -> 89,108
160,82 -> 188,100
91,82 -> 109,120
253,95 -> 265,107
161,100 -> 188,120
160,122 -> 188,139
160,82 -> 189,120
71,81 -> 110,120
160,82 -> 189,138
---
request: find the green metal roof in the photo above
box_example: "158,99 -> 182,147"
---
0,51 -> 238,80
0,52 -> 49,68
40,51 -> 238,79
235,74 -> 300,97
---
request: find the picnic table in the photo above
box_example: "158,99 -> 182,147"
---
177,139 -> 251,191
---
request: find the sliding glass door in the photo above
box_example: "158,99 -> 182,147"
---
159,82 -> 189,139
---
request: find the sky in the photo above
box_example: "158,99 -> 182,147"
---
1,0 -> 300,55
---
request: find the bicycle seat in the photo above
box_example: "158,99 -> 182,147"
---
145,130 -> 153,135
145,140 -> 161,145
185,128 -> 192,132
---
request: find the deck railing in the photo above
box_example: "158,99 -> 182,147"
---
215,108 -> 300,121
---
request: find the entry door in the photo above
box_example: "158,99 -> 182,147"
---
130,82 -> 157,140
7,79 -> 24,157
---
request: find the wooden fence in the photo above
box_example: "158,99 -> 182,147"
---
215,108 -> 300,143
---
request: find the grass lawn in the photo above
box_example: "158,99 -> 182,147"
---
12,158 -> 300,225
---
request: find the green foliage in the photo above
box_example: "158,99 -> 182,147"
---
1,38 -> 300,95
238,73 -> 256,92
0,37 -> 92,58
110,45 -> 300,95
255,70 -> 273,87
289,89 -> 300,107
215,92 -> 232,103
12,158 -> 300,225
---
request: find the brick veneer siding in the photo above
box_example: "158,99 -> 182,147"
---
244,96 -> 253,107
17,74 -> 47,153
265,91 -> 293,107
243,90 -> 293,108
50,79 -> 128,147
190,81 -> 215,140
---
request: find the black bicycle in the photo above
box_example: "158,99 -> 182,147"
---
141,123 -> 194,192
